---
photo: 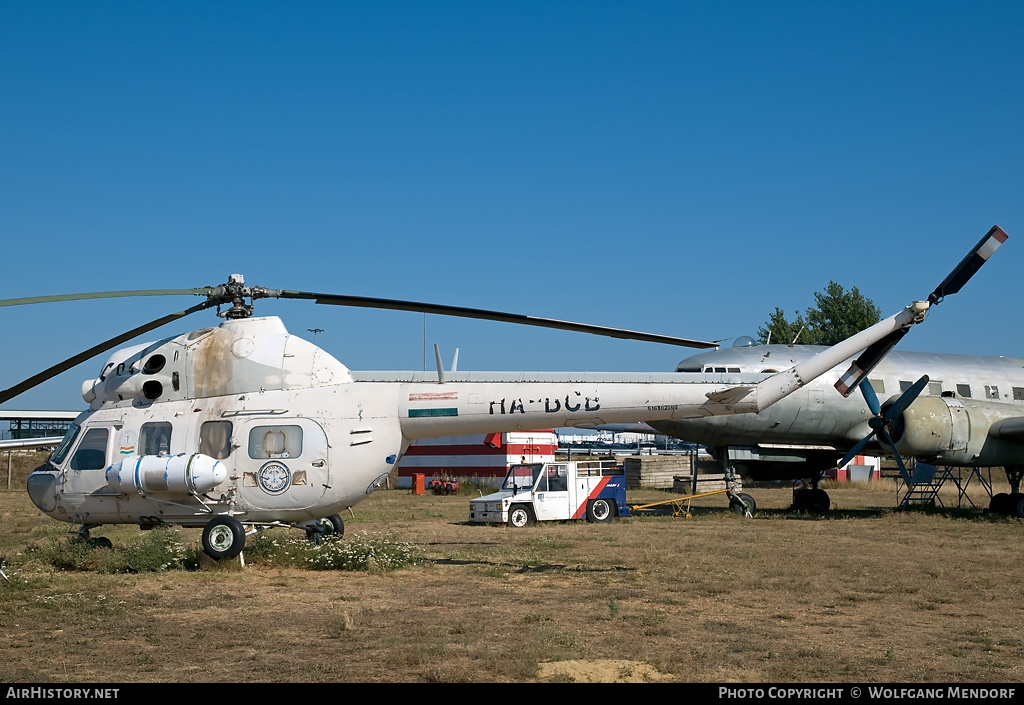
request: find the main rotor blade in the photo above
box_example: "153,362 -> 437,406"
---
885,375 -> 929,421
279,290 -> 718,349
929,225 -> 1008,304
0,288 -> 213,308
0,301 -> 214,406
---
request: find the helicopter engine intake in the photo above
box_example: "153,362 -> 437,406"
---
106,453 -> 227,495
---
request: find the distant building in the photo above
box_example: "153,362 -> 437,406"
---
0,410 -> 78,440
397,429 -> 557,488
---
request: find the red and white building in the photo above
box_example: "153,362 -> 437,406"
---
397,429 -> 558,488
827,454 -> 881,482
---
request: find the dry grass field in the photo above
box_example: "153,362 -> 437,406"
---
1,451 -> 1023,683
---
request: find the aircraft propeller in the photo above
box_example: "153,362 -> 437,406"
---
838,375 -> 930,484
0,274 -> 718,406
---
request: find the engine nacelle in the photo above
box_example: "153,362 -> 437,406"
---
887,396 -> 1024,467
891,396 -> 957,457
106,454 -> 227,495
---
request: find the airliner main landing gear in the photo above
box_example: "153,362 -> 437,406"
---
989,465 -> 1024,518
791,477 -> 831,512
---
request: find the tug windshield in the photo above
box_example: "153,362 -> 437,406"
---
501,463 -> 543,492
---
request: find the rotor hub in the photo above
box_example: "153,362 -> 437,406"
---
207,274 -> 282,319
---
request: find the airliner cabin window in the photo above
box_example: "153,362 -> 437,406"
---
70,428 -> 109,471
869,379 -> 885,394
985,385 -> 1000,400
140,422 -> 172,456
928,381 -> 943,396
200,421 -> 233,459
1013,387 -> 1024,402
249,425 -> 303,459
956,384 -> 972,399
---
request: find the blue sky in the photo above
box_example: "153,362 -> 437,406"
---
1,1 -> 1021,410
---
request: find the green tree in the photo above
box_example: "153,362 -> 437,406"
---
756,282 -> 881,346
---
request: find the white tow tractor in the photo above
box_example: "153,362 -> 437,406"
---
469,460 -> 629,527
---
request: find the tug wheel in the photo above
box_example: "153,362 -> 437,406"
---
508,505 -> 534,528
586,498 -> 615,523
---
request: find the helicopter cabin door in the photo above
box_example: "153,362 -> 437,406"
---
236,418 -> 331,511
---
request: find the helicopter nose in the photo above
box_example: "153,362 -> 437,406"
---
26,471 -> 58,513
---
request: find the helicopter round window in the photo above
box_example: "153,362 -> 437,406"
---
257,461 -> 291,495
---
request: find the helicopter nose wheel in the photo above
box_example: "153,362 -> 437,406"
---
202,516 -> 246,560
306,513 -> 345,544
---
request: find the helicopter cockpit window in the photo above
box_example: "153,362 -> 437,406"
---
140,422 -> 172,456
248,425 -> 303,459
51,423 -> 81,465
200,421 -> 233,459
70,428 -> 109,471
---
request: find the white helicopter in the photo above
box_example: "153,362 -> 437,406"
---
10,230 -> 1001,560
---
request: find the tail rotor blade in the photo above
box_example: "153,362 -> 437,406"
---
929,225 -> 1008,304
836,226 -> 1007,398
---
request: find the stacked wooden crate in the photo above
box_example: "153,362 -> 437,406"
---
624,455 -> 693,489
624,454 -> 742,492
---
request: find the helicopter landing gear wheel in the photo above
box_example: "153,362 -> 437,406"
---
729,492 -> 757,518
306,514 -> 345,543
586,498 -> 615,523
202,516 -> 246,560
325,513 -> 345,537
507,504 -> 534,528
